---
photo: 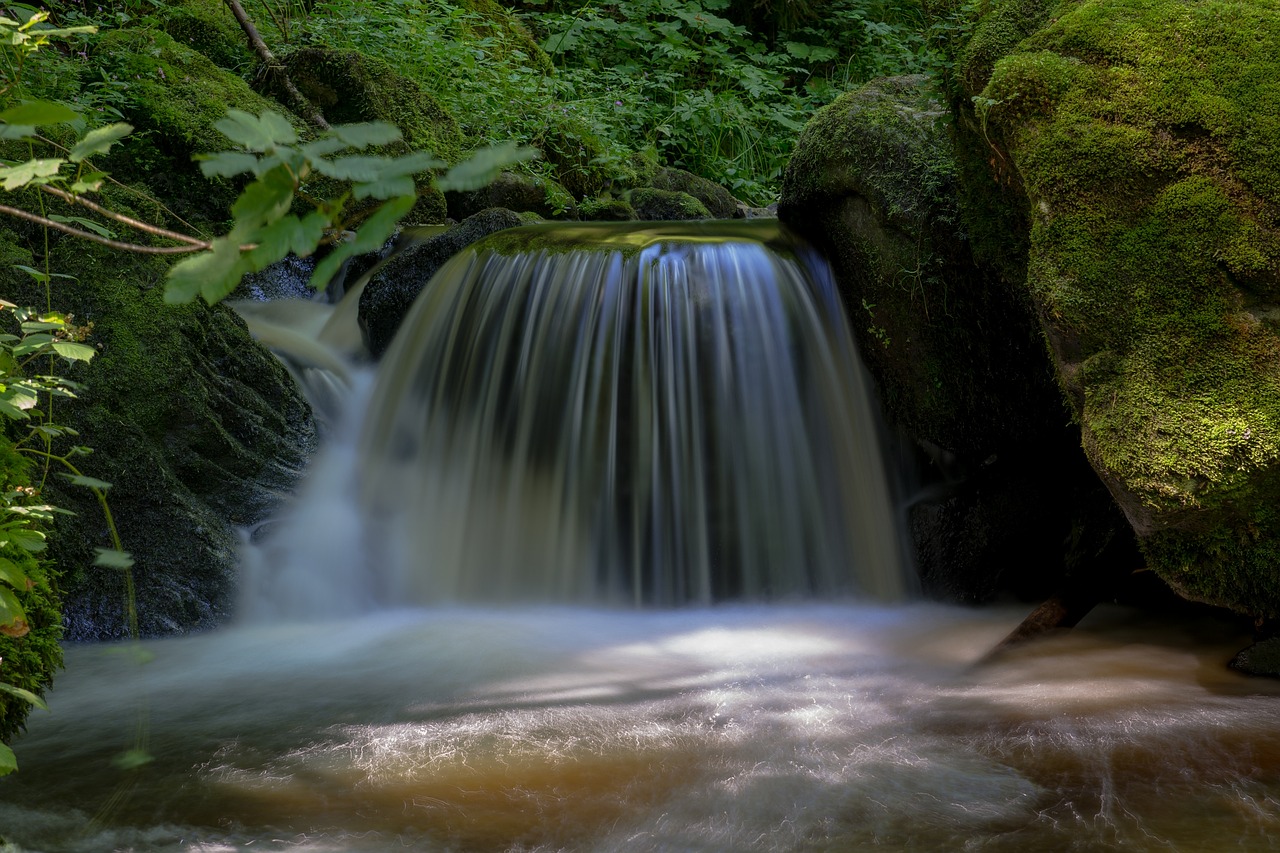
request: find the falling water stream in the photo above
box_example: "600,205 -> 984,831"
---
3,222 -> 1280,851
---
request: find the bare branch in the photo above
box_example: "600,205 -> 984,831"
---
38,185 -> 209,247
221,0 -> 331,131
0,203 -> 210,254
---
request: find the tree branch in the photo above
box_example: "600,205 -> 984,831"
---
0,204 -> 210,254
38,185 -> 209,248
221,0 -> 331,131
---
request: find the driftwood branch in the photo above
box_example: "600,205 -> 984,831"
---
221,0 -> 331,131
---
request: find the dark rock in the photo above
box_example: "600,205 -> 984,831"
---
781,75 -> 1137,603
1231,637 -> 1280,677
359,208 -> 526,356
0,228 -> 316,641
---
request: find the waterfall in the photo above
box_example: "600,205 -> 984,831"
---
242,221 -> 911,617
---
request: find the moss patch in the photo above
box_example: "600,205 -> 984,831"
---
960,0 -> 1280,615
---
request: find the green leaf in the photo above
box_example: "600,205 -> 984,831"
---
164,234 -> 252,305
196,150 -> 260,179
214,109 -> 298,151
247,210 -> 329,268
353,174 -> 415,200
0,124 -> 35,141
8,529 -> 44,552
0,399 -> 27,420
0,557 -> 25,588
310,194 -> 414,290
68,122 -> 132,162
93,547 -> 134,569
230,165 -> 296,227
0,585 -> 26,623
0,158 -> 64,190
0,742 -> 16,777
435,142 -> 539,192
299,136 -> 349,160
329,121 -> 402,148
69,171 -> 107,193
0,100 -> 78,126
114,748 -> 153,770
50,341 -> 96,362
48,214 -> 115,239
0,682 -> 48,711
61,473 -> 112,491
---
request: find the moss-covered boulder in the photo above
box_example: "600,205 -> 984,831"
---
445,172 -> 576,221
651,167 -> 741,219
780,75 -> 1135,601
155,0 -> 256,72
274,47 -> 462,161
629,188 -> 711,221
90,27 -> 299,223
952,0 -> 1280,617
0,224 -> 315,641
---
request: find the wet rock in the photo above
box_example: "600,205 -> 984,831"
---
359,208 -> 526,356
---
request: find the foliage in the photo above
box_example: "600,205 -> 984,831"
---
168,108 -> 536,304
259,0 -> 938,206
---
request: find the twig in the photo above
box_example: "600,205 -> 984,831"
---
0,203 -> 209,254
38,185 -> 209,247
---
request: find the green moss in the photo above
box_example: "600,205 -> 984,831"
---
651,168 -> 740,219
156,0 -> 255,72
279,47 -> 462,162
628,188 -> 712,220
91,27 -> 302,223
961,0 -> 1280,614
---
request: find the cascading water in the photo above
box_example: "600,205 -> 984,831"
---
243,221 -> 910,619
3,222 -> 1280,853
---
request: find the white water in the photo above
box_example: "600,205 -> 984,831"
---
4,223 -> 1280,850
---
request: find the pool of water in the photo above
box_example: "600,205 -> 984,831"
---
3,602 -> 1277,851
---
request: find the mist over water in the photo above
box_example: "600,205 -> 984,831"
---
3,223 -> 1279,851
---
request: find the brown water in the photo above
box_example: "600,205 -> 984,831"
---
2,603 -> 1277,851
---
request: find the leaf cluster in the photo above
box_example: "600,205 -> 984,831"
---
169,108 -> 536,304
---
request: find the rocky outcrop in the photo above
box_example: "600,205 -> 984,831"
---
951,0 -> 1280,618
780,75 -> 1137,602
0,228 -> 315,641
359,209 -> 527,356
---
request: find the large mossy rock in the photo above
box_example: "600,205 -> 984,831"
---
92,28 -> 300,223
780,75 -> 1137,601
273,47 -> 462,161
0,226 -> 315,641
953,0 -> 1280,617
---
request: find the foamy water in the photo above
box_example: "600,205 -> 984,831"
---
3,603 -> 1278,852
